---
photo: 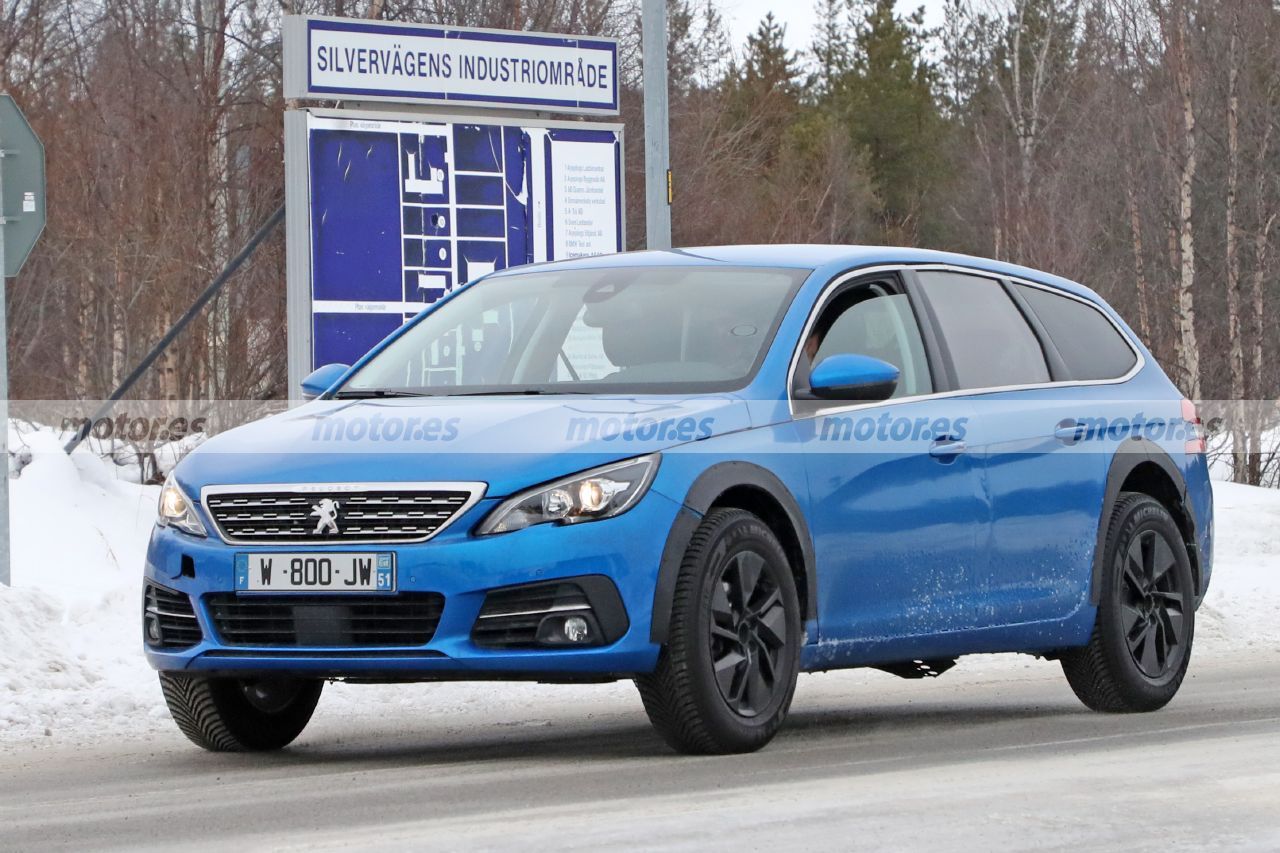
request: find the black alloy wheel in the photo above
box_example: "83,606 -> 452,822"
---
1061,492 -> 1196,713
709,549 -> 790,717
636,508 -> 801,754
1120,528 -> 1188,679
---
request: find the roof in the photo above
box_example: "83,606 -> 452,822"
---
489,244 -> 1101,302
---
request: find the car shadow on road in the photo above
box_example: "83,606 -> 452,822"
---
140,695 -> 1093,775
785,698 -> 1083,737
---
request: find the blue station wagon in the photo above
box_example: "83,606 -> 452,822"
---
145,246 -> 1213,754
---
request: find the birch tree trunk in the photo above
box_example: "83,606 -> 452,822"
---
990,0 -> 1070,266
1224,26 -> 1246,482
1170,6 -> 1200,400
1124,170 -> 1152,346
1248,205 -> 1275,485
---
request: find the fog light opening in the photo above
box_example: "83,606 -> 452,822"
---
472,579 -> 628,649
145,614 -> 163,644
563,615 -> 590,643
534,612 -> 601,646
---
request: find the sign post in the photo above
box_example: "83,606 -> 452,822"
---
0,94 -> 47,586
642,0 -> 671,250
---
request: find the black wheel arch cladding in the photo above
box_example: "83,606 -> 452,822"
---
1096,438 -> 1202,604
650,462 -> 816,644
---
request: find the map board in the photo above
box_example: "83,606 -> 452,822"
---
281,17 -> 626,393
284,109 -> 624,373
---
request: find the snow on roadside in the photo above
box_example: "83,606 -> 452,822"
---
1195,481 -> 1280,649
0,428 -> 167,744
0,427 -> 1277,747
0,427 -> 634,748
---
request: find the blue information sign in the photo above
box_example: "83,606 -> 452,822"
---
283,16 -> 620,115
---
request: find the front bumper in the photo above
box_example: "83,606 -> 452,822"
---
143,489 -> 684,679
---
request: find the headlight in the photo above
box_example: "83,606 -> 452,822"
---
157,473 -> 208,537
476,454 -> 659,535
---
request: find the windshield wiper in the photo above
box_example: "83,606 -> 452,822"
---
336,388 -> 593,399
446,388 -> 590,397
332,389 -> 428,399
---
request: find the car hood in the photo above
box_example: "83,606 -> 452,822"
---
175,395 -> 751,498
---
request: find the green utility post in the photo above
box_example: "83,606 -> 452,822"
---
0,94 -> 47,586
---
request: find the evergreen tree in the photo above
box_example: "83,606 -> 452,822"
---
725,13 -> 804,157
738,13 -> 802,101
812,0 -> 853,100
838,0 -> 947,241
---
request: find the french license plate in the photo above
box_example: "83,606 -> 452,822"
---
234,553 -> 395,592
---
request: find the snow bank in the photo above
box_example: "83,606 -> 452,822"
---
1195,481 -> 1280,648
0,429 -> 1277,746
1,427 -> 166,744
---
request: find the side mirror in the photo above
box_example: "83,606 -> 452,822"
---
300,363 -> 350,401
809,354 -> 899,402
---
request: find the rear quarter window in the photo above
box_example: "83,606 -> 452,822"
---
1015,284 -> 1138,381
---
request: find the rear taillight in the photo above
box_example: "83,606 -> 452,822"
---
1182,398 -> 1205,454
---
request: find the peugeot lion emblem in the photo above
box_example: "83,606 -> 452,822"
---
310,498 -> 341,535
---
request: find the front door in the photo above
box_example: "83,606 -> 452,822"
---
795,275 -> 989,656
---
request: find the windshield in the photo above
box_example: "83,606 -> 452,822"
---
337,265 -> 810,396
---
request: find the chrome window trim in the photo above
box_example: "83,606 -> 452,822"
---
785,262 -> 1147,419
200,481 -> 487,546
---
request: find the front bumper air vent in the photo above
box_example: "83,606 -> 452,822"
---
207,593 -> 445,648
471,576 -> 628,649
143,582 -> 203,649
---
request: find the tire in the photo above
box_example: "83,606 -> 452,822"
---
1061,492 -> 1195,713
636,508 -> 802,754
159,673 -> 323,752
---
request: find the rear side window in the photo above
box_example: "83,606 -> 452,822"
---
1015,284 -> 1137,380
916,271 -> 1049,389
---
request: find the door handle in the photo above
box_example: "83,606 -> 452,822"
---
929,438 -> 966,458
1054,420 -> 1083,443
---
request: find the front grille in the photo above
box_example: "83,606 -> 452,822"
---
143,582 -> 203,649
207,593 -> 445,647
203,484 -> 480,544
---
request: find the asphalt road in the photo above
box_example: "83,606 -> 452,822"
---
3,653 -> 1279,851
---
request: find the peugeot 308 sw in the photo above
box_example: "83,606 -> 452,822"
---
144,246 -> 1212,754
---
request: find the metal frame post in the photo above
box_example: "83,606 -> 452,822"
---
284,110 -> 312,402
642,0 -> 672,250
0,143 -> 8,586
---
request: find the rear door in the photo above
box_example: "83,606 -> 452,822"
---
999,281 -> 1143,619
912,270 -> 1136,625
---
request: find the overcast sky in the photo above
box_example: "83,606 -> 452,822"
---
717,0 -> 950,61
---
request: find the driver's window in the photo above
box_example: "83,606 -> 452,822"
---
803,283 -> 933,399
401,296 -> 542,388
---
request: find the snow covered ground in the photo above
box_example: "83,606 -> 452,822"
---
0,426 -> 640,748
1,423 -> 1277,748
